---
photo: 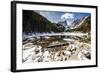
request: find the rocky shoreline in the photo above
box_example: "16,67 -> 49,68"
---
22,35 -> 91,63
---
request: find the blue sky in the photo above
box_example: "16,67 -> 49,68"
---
36,10 -> 90,25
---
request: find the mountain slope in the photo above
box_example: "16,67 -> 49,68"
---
23,10 -> 65,33
66,16 -> 91,33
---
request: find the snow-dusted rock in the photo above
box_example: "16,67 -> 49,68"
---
78,49 -> 91,60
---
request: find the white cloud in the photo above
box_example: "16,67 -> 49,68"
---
61,13 -> 74,20
61,13 -> 75,26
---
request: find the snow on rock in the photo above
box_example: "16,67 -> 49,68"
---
78,49 -> 91,60
22,36 -> 91,63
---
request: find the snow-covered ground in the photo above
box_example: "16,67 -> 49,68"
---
22,34 -> 91,63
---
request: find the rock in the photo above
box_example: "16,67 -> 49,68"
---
78,49 -> 91,60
